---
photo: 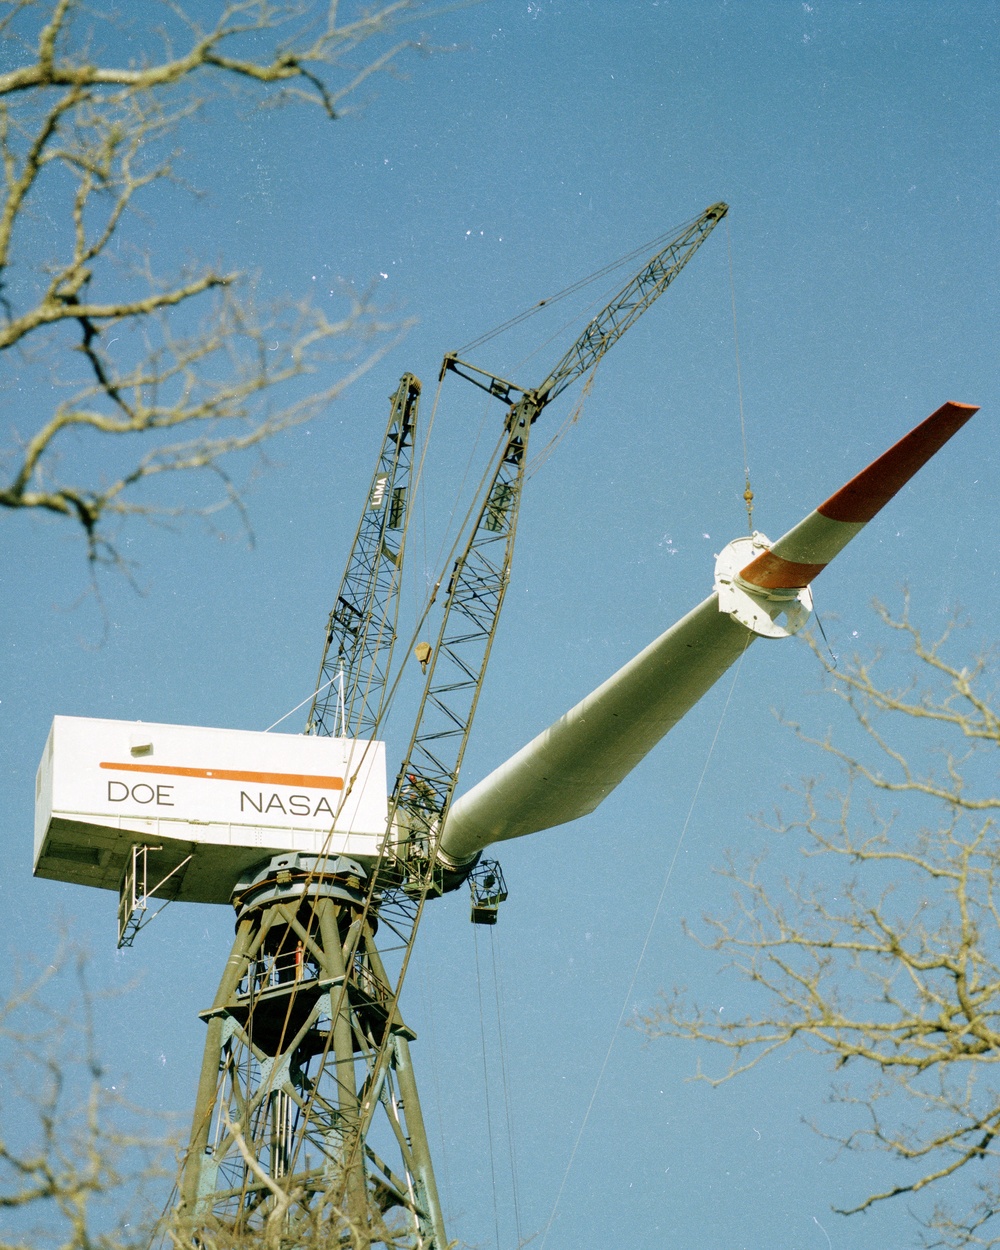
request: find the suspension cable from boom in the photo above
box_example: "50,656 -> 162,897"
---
441,202 -> 728,416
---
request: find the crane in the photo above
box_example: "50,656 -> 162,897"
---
171,203 -> 729,1247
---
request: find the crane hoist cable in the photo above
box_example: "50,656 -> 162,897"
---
503,272 -> 630,391
489,923 -> 524,1246
527,368 -> 598,478
472,923 -> 501,1247
424,386 -> 504,596
726,216 -> 754,534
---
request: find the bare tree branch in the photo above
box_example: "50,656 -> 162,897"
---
0,1 -> 426,569
637,596 -> 1000,1246
0,946 -> 172,1249
0,939 -> 444,1250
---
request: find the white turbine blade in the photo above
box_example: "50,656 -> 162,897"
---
439,596 -> 750,864
438,402 -> 980,867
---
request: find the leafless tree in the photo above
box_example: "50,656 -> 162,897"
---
162,1116 -> 423,1250
0,944 -> 174,1250
0,1 -> 423,569
0,947 -> 426,1250
639,596 -> 1000,1247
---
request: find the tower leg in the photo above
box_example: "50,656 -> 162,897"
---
180,915 -> 258,1212
317,898 -> 369,1247
175,854 -> 448,1249
392,1035 -> 447,1250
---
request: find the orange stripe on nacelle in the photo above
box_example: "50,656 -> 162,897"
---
99,761 -> 345,790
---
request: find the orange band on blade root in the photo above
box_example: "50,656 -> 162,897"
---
818,402 -> 979,524
739,552 -> 827,590
739,401 -> 979,590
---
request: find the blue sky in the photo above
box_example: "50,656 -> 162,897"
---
2,3 -> 998,1247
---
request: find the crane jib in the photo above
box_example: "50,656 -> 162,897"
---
418,207 -> 731,874
442,201 -> 728,418
538,201 -> 728,404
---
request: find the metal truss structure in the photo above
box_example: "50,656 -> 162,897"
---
306,375 -> 421,741
178,854 -> 444,1248
173,204 -> 729,1249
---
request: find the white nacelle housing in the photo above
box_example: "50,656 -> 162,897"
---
34,716 -> 387,905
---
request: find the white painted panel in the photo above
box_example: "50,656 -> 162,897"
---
33,716 -> 388,903
47,716 -> 386,835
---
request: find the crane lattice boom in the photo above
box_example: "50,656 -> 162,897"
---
538,201 -> 728,403
441,201 -> 728,416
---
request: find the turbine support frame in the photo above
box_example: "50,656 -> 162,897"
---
176,852 -> 447,1250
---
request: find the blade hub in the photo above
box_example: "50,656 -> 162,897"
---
714,534 -> 813,639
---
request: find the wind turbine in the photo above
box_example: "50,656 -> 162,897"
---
30,193 -> 980,1249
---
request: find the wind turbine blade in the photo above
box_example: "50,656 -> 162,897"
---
439,596 -> 750,864
738,401 -> 979,590
438,402 -> 980,867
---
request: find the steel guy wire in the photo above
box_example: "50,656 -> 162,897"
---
474,922 -> 502,1249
